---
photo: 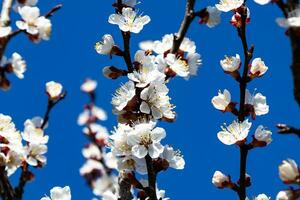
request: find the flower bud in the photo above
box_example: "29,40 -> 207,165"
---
46,81 -> 63,99
220,54 -> 241,72
212,171 -> 230,188
252,125 -> 272,147
279,159 -> 299,183
250,58 -> 268,78
81,79 -> 97,93
211,89 -> 232,111
276,190 -> 294,200
102,66 -> 126,80
255,194 -> 270,200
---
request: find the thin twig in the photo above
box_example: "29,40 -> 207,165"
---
277,123 -> 300,137
14,93 -> 66,199
235,7 -> 253,200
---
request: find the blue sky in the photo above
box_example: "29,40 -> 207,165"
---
1,0 -> 300,199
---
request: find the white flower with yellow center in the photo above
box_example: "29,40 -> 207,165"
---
220,54 -> 241,72
127,122 -> 166,159
46,81 -> 63,99
217,119 -> 252,145
215,0 -> 244,12
140,83 -> 175,120
111,81 -> 136,111
108,7 -> 150,33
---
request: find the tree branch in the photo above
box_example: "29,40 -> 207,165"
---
145,155 -> 157,200
14,93 -> 66,199
115,0 -> 133,72
277,123 -> 300,137
235,7 -> 253,200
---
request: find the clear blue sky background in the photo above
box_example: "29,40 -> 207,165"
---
1,0 -> 300,199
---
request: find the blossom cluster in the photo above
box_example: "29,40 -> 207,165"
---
77,0 -> 231,198
78,79 -> 120,199
0,0 -> 57,90
0,81 -> 63,177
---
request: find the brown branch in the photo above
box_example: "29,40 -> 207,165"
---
277,123 -> 300,137
0,166 -> 15,200
14,93 -> 66,199
235,7 -> 253,200
170,0 -> 206,54
289,29 -> 300,107
145,155 -> 157,200
118,173 -> 134,200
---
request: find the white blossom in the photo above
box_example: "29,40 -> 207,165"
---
110,123 -> 133,156
276,8 -> 300,28
254,194 -> 271,200
186,52 -> 202,78
41,186 -> 71,200
10,52 -> 26,79
128,50 -> 165,87
215,0 -> 244,12
24,143 -> 47,166
81,79 -> 97,93
212,89 -> 231,111
127,122 -> 166,159
46,81 -> 63,99
95,34 -> 115,55
80,159 -> 103,176
92,175 -> 118,197
206,6 -> 221,28
165,53 -> 189,77
217,119 -> 252,145
140,83 -> 175,120
139,34 -> 196,54
16,6 -> 52,40
220,54 -> 241,72
0,26 -> 11,37
82,144 -> 102,160
111,81 -> 136,111
279,159 -> 299,182
250,58 -> 268,77
254,125 -> 272,144
22,117 -> 48,144
83,123 -> 109,143
160,146 -> 185,170
254,0 -> 271,5
245,90 -> 269,116
108,7 -> 150,33
212,171 -> 229,188
276,190 -> 294,200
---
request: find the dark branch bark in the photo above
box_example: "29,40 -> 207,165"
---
118,174 -> 134,200
235,7 -> 253,200
145,155 -> 157,200
277,123 -> 300,137
289,30 -> 300,106
115,0 -> 133,72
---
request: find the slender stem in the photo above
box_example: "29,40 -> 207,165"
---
0,166 -> 15,200
277,123 -> 300,137
145,155 -> 157,200
14,93 -> 66,199
235,7 -> 253,200
116,1 -> 133,72
171,0 -> 196,54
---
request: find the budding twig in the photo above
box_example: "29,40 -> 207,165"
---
277,123 -> 300,137
14,93 -> 66,200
